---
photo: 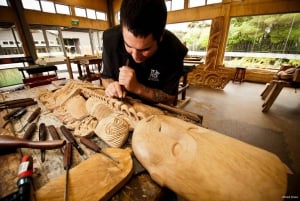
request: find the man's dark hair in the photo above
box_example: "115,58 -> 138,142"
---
120,0 -> 167,41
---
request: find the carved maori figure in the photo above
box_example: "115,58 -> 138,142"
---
38,80 -> 163,142
132,115 -> 291,201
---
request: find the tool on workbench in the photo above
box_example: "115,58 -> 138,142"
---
48,125 -> 64,154
0,98 -> 34,106
2,107 -> 25,121
17,155 -> 35,201
1,107 -> 27,128
64,142 -> 72,201
60,125 -> 87,160
39,123 -> 47,162
80,136 -> 119,163
0,98 -> 37,110
23,122 -> 38,140
0,135 -> 65,150
0,155 -> 35,201
17,107 -> 41,132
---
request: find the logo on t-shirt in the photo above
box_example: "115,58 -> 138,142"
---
148,69 -> 160,82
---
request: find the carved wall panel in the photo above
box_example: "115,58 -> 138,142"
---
189,16 -> 232,89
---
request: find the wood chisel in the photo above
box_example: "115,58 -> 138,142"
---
60,125 -> 87,160
0,100 -> 37,110
23,123 -> 38,140
80,136 -> 119,163
3,107 -> 26,121
63,142 -> 72,201
1,107 -> 27,128
18,107 -> 41,132
48,125 -> 64,154
39,123 -> 47,162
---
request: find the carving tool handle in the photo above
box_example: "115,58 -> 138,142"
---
0,135 -> 66,149
60,125 -> 87,160
48,125 -> 61,140
23,123 -> 37,140
27,107 -> 41,123
3,107 -> 25,121
79,136 -> 101,153
80,136 -> 119,163
63,142 -> 72,201
39,123 -> 47,162
64,142 -> 72,170
0,98 -> 34,106
0,100 -> 37,110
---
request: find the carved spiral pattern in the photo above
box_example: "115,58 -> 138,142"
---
95,114 -> 130,148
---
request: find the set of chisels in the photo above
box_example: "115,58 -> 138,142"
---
0,97 -> 119,201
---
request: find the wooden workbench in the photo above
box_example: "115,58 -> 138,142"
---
0,83 -> 181,201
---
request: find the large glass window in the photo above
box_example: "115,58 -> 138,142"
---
30,27 -> 64,62
224,13 -> 300,69
166,20 -> 212,59
0,25 -> 25,62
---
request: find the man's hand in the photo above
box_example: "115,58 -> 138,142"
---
104,81 -> 126,99
119,66 -> 140,91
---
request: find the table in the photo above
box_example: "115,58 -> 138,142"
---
66,57 -> 102,82
0,84 -> 182,201
18,65 -> 65,88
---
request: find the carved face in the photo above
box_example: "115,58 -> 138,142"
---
132,115 -> 198,185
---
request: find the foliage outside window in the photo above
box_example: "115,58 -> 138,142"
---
166,20 -> 212,59
224,13 -> 300,70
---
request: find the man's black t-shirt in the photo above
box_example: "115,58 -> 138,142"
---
101,25 -> 188,96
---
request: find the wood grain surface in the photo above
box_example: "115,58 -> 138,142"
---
132,115 -> 291,201
36,148 -> 133,201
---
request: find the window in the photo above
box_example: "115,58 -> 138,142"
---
0,0 -> 8,6
166,20 -> 212,58
55,3 -> 70,15
166,0 -> 184,11
207,0 -> 222,5
22,0 -> 41,11
224,13 -> 300,69
96,11 -> 106,21
74,7 -> 86,18
188,0 -> 222,8
86,9 -> 96,19
40,1 -> 55,13
189,0 -> 205,8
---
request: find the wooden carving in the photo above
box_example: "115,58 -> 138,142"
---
132,115 -> 291,201
36,148 -> 133,201
190,16 -> 232,89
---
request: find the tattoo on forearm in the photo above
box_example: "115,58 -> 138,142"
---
152,89 -> 170,103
